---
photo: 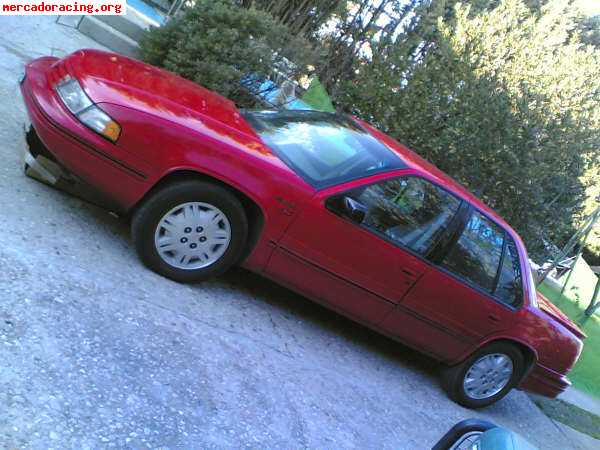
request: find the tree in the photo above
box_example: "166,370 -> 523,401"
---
140,0 -> 599,260
318,0 -> 423,94
584,276 -> 600,318
318,0 -> 499,96
240,0 -> 343,37
140,0 -> 316,107
336,0 -> 600,259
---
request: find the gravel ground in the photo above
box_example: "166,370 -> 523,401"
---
0,16 -> 596,450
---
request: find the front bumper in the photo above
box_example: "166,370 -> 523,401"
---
20,65 -> 61,187
23,125 -> 125,211
519,363 -> 571,398
20,57 -> 150,212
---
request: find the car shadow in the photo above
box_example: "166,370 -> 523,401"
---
39,178 -> 442,385
216,266 -> 442,378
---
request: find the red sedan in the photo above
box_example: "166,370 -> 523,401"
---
20,50 -> 584,408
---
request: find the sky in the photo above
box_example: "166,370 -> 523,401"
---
577,0 -> 600,15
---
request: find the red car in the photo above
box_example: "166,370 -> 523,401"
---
20,50 -> 585,408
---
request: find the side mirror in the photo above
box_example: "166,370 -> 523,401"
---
432,419 -> 498,450
326,195 -> 367,224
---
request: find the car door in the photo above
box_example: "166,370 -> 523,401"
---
264,173 -> 463,327
381,208 -> 524,361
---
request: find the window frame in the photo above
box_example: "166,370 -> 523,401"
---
325,175 -> 525,311
492,231 -> 524,308
434,205 -> 525,310
324,174 -> 466,263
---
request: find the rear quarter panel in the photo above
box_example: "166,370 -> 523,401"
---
515,306 -> 583,374
445,304 -> 581,397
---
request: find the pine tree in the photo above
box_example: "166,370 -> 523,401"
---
337,0 -> 600,259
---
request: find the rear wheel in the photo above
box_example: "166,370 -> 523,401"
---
132,180 -> 248,283
441,342 -> 524,408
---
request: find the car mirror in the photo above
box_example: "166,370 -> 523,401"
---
326,195 -> 367,224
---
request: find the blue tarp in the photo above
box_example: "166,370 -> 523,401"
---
241,74 -> 313,110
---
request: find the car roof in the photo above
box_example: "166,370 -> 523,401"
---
246,110 -> 518,238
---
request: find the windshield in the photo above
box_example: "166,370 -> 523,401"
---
243,110 -> 405,188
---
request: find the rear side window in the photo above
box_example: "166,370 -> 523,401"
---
351,177 -> 461,256
494,237 -> 522,306
442,211 -> 504,292
441,210 -> 523,307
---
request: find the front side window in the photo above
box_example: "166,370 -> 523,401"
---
442,211 -> 504,292
347,177 -> 461,256
243,110 -> 405,188
495,237 -> 523,306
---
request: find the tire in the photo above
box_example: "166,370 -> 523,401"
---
132,180 -> 248,283
441,342 -> 524,408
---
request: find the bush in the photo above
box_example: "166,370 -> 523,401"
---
140,0 -> 315,107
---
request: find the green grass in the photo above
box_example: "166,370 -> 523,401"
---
560,256 -> 598,305
533,396 -> 600,439
538,281 -> 600,399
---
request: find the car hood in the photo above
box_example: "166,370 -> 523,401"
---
536,292 -> 586,340
63,49 -> 258,138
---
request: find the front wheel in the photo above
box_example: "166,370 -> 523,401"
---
441,342 -> 524,408
132,180 -> 248,283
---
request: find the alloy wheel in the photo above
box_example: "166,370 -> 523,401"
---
463,353 -> 514,400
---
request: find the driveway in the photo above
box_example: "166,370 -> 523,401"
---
0,16 -> 593,450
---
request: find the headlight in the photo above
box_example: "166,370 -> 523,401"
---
55,75 -> 121,143
56,76 -> 93,114
78,106 -> 121,142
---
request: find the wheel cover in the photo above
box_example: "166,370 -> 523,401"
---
463,353 -> 514,400
154,202 -> 231,270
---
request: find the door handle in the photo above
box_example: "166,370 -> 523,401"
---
400,268 -> 417,278
488,314 -> 500,323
